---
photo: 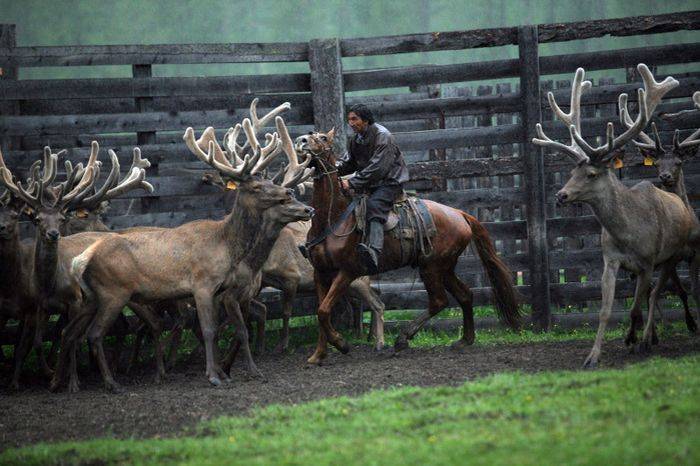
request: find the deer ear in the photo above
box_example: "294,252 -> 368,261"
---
326,128 -> 335,143
637,146 -> 657,161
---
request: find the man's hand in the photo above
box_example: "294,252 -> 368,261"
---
340,179 -> 354,195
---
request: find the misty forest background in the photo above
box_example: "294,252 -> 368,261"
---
1,0 -> 698,89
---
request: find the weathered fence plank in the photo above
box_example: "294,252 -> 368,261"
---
309,38 -> 347,154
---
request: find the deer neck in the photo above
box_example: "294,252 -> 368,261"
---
585,170 -> 639,241
223,198 -> 260,265
310,169 -> 349,239
34,231 -> 59,295
0,229 -> 21,297
242,215 -> 287,272
672,170 -> 692,210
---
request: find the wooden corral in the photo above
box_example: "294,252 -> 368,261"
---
1,12 -> 699,329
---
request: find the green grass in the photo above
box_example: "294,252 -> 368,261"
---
3,355 -> 698,466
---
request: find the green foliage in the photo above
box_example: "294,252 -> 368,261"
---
4,354 -> 699,465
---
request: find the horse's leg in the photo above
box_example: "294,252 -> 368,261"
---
307,271 -> 333,365
395,266 -> 449,351
316,270 -> 353,355
444,271 -> 475,349
349,280 -> 385,350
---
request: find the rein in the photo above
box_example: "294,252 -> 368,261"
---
304,147 -> 357,251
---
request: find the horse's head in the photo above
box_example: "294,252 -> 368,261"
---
294,129 -> 337,173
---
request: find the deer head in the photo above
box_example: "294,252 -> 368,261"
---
183,100 -> 314,223
0,141 -> 153,242
639,91 -> 700,189
0,186 -> 24,241
532,63 -> 679,205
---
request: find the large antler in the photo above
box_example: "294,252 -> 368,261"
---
534,64 -> 679,165
672,91 -> 700,151
184,100 -> 293,182
533,68 -> 592,164
275,116 -> 314,189
77,147 -> 154,209
0,145 -> 59,210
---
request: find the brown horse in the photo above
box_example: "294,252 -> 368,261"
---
295,130 -> 522,364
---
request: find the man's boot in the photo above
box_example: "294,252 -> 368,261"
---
357,220 -> 383,275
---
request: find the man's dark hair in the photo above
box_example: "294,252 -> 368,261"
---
348,104 -> 375,125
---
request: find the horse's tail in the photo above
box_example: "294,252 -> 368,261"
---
461,211 -> 523,330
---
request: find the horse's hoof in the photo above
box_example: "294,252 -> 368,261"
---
450,339 -> 472,351
209,376 -> 222,387
306,353 -> 326,365
394,337 -> 409,352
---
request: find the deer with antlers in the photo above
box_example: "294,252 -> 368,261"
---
68,105 -> 314,391
627,91 -> 700,332
533,63 -> 692,367
0,142 -> 156,390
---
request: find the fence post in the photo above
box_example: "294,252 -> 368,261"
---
518,25 -> 551,331
308,38 -> 346,155
132,64 -> 156,147
308,37 -> 360,331
1,24 -> 20,152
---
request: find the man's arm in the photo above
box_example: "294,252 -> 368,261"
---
348,134 -> 395,190
336,151 -> 358,176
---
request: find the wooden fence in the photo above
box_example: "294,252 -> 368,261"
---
1,12 -> 700,329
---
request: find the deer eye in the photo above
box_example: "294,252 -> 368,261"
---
320,136 -> 327,141
587,172 -> 597,179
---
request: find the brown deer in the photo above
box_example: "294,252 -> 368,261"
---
0,143 -> 156,391
68,110 -> 314,392
532,63 -> 690,367
203,171 -> 386,352
627,91 -> 700,332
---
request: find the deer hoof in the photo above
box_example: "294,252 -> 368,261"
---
68,380 -> 80,394
582,357 -> 598,370
208,376 -> 222,387
635,341 -> 652,354
107,383 -> 125,394
274,341 -> 289,354
306,352 -> 326,365
394,336 -> 409,352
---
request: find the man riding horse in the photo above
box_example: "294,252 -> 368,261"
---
338,104 -> 409,274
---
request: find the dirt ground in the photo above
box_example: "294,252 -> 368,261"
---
2,335 -> 699,450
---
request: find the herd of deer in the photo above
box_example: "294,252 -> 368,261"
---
0,63 -> 698,393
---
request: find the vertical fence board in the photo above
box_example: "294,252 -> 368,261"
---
309,38 -> 346,155
1,25 -> 20,152
519,25 -> 551,330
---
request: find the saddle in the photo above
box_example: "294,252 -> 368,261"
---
355,191 -> 437,266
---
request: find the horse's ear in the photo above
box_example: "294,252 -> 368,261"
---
326,127 -> 335,143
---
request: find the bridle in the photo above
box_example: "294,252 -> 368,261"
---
300,139 -> 357,251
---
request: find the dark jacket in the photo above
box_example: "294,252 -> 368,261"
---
336,123 -> 410,191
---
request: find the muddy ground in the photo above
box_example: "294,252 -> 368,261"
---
2,335 -> 699,450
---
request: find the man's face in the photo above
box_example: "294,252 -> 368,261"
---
348,112 -> 369,134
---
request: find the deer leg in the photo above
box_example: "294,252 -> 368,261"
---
193,291 -> 227,386
395,266 -> 449,351
223,298 -> 263,380
641,265 -> 673,351
669,267 -> 696,333
32,304 -> 54,379
274,284 -> 297,353
0,316 -> 7,364
307,271 -> 332,365
50,308 -> 93,393
625,272 -> 652,347
130,303 -> 165,383
249,299 -> 267,355
583,260 -> 622,369
46,313 -> 67,368
317,271 -> 353,355
444,271 -> 475,349
127,323 -> 146,374
687,255 -> 700,334
87,302 -> 128,393
10,315 -> 33,390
